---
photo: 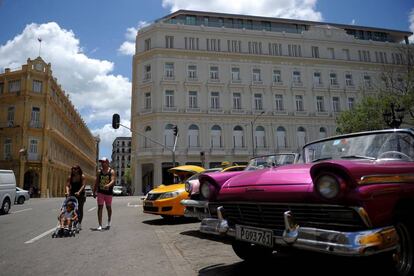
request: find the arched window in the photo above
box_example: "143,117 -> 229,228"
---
164,124 -> 174,147
297,127 -> 306,148
233,125 -> 244,148
255,126 -> 266,148
319,127 -> 327,139
276,126 -> 286,149
188,124 -> 199,147
144,126 -> 152,148
211,125 -> 222,148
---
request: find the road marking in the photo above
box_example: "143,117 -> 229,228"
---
12,208 -> 32,214
88,207 -> 97,212
24,227 -> 56,244
127,202 -> 141,207
155,229 -> 194,276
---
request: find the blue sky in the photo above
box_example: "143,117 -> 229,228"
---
0,0 -> 413,159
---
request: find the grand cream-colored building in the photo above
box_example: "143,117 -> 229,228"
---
131,10 -> 412,194
0,57 -> 97,197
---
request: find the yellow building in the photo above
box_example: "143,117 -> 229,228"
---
0,57 -> 97,197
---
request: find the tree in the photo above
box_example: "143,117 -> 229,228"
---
123,167 -> 133,195
337,44 -> 414,133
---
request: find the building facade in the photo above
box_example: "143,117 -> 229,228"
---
131,10 -> 412,194
111,137 -> 132,189
0,57 -> 97,197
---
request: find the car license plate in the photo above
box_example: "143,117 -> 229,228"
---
144,201 -> 153,207
236,225 -> 273,247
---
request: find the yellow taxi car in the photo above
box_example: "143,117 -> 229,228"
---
143,165 -> 205,219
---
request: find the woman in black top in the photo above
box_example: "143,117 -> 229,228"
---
65,165 -> 86,229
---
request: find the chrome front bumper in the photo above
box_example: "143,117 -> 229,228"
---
200,208 -> 399,257
180,199 -> 209,220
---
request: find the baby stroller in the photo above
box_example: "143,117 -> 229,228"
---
52,196 -> 79,238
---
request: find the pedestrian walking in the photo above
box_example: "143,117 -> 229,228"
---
93,157 -> 116,231
65,165 -> 86,230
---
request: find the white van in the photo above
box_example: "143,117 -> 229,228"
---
0,170 -> 16,214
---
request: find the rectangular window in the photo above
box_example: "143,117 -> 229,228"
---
185,15 -> 196,25
330,73 -> 338,85
210,66 -> 219,80
7,106 -> 15,126
144,64 -> 151,80
4,138 -> 12,159
185,37 -> 199,50
187,65 -> 197,79
32,80 -> 42,93
295,95 -> 304,111
8,80 -> 21,93
288,44 -> 302,57
375,51 -> 387,63
189,91 -> 198,108
254,93 -> 263,110
248,41 -> 262,54
210,92 -> 220,109
313,72 -> 322,84
311,46 -> 319,58
0,82 -> 3,94
275,94 -> 284,111
165,90 -> 174,107
273,70 -> 282,83
292,71 -> 301,84
316,96 -> 325,112
30,107 -> 40,128
359,50 -> 371,62
165,36 -> 174,48
348,97 -> 355,110
144,92 -> 151,109
231,67 -> 240,81
332,97 -> 340,112
29,138 -> 38,154
164,63 -> 174,78
345,74 -> 353,86
207,38 -> 221,51
364,75 -> 372,88
343,49 -> 350,60
327,48 -> 335,59
252,68 -> 261,82
228,40 -> 241,53
233,93 -> 241,109
269,43 -> 282,56
144,38 -> 151,51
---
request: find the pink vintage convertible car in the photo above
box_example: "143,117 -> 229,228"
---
199,128 -> 414,276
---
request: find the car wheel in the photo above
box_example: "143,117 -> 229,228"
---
17,196 -> 25,204
231,240 -> 274,261
1,198 -> 11,214
391,220 -> 414,276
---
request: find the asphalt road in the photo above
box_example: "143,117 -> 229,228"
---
0,197 -> 398,276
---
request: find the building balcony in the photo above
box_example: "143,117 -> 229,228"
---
294,111 -> 308,116
208,108 -> 224,114
313,83 -> 325,89
232,147 -> 249,156
253,109 -> 266,115
291,81 -> 303,88
29,121 -> 42,128
27,153 -> 40,161
230,108 -> 246,114
162,106 -> 178,112
271,81 -> 285,87
273,110 -> 288,116
316,111 -> 330,116
187,147 -> 202,156
230,79 -> 242,84
139,108 -> 153,115
185,107 -> 201,113
251,80 -> 263,86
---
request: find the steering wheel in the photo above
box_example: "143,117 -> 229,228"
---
377,151 -> 413,161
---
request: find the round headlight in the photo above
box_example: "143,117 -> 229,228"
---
200,182 -> 211,199
315,175 -> 340,199
185,181 -> 192,193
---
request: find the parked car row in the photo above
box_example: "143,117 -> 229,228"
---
143,128 -> 414,276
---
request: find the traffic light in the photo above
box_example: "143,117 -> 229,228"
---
173,125 -> 178,136
112,114 -> 120,129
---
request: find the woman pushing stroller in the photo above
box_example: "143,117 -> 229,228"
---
65,165 -> 86,230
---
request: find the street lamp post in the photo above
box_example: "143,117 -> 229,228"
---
251,111 -> 265,157
383,103 -> 405,129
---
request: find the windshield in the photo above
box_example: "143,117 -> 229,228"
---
245,154 -> 296,170
304,131 -> 414,163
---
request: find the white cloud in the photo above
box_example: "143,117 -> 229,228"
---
118,21 -> 150,56
162,0 -> 323,21
0,22 -> 132,157
91,120 -> 132,159
409,8 -> 414,43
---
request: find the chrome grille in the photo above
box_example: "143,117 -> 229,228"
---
146,193 -> 162,201
208,202 -> 366,232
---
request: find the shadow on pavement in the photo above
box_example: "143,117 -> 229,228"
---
198,252 -> 397,276
142,217 -> 199,226
180,230 -> 232,244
